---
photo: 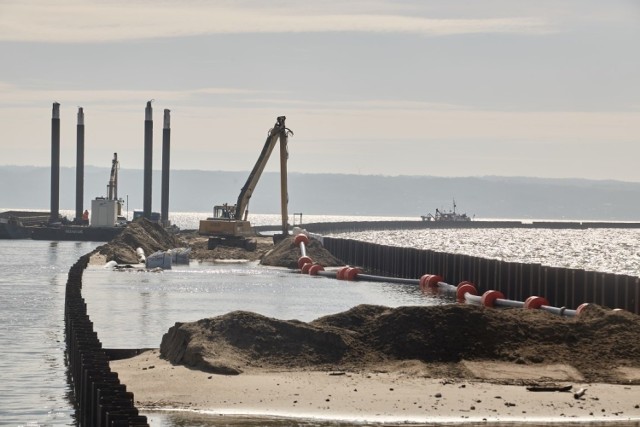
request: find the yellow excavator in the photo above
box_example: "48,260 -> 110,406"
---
198,116 -> 293,250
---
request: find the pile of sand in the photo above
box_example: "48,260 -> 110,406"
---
93,222 -> 342,266
181,232 -> 274,262
159,304 -> 640,383
92,218 -> 185,264
260,235 -> 343,269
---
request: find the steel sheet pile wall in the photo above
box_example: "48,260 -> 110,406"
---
322,237 -> 640,314
65,255 -> 149,426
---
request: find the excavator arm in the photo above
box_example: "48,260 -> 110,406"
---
199,116 -> 293,244
234,116 -> 290,221
106,153 -> 119,201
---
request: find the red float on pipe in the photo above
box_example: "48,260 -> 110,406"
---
481,290 -> 504,307
456,282 -> 478,303
309,264 -> 325,275
298,256 -> 313,269
336,266 -> 351,280
345,267 -> 362,281
419,274 -> 443,293
301,262 -> 313,274
294,234 -> 310,246
576,303 -> 591,316
523,296 -> 550,309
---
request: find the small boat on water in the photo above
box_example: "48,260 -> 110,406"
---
421,200 -> 472,222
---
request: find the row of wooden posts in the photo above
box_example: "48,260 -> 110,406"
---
322,237 -> 640,314
65,255 -> 149,426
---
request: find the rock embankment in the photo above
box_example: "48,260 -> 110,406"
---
159,304 -> 640,383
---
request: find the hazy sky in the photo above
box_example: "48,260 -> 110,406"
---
1,0 -> 639,181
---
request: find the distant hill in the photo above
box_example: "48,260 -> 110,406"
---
1,166 -> 640,220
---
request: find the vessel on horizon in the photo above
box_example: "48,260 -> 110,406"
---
421,199 -> 472,222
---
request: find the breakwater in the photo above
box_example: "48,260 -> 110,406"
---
65,255 -> 149,426
295,220 -> 640,234
322,237 -> 640,315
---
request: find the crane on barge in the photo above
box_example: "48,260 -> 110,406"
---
198,116 -> 293,250
90,153 -> 126,227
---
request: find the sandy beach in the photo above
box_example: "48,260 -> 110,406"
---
112,350 -> 640,424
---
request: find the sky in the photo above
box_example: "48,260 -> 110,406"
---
1,0 -> 639,181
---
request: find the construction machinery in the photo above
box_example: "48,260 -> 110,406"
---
91,153 -> 126,227
198,116 -> 293,250
31,153 -> 127,241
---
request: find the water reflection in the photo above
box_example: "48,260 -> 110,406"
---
49,240 -> 59,265
336,229 -> 640,277
0,240 -> 101,425
140,290 -> 151,333
82,262 -> 437,348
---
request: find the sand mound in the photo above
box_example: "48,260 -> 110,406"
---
260,235 -> 343,268
181,232 -> 274,262
160,311 -> 362,375
160,304 -> 640,383
93,218 -> 185,264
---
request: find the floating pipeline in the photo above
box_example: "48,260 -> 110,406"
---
320,236 -> 640,314
299,263 -> 605,319
64,255 -> 149,426
294,234 -> 313,269
291,232 -> 609,317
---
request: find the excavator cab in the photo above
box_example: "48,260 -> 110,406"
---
199,204 -> 254,249
213,204 -> 236,219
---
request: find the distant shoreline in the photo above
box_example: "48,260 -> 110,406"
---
3,165 -> 640,220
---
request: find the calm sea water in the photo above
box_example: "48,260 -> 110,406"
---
332,228 -> 640,278
0,240 -> 101,426
2,211 -> 640,426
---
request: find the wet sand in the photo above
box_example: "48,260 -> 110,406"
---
112,350 -> 640,424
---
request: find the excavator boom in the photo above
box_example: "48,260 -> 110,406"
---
198,116 -> 292,245
106,153 -> 119,201
235,116 -> 288,221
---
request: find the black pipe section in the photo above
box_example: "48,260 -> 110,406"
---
143,101 -> 153,220
50,102 -> 60,224
160,109 -> 170,227
75,107 -> 85,223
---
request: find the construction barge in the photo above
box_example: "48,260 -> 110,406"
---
1,102 -> 173,243
0,211 -> 50,239
30,224 -> 124,241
